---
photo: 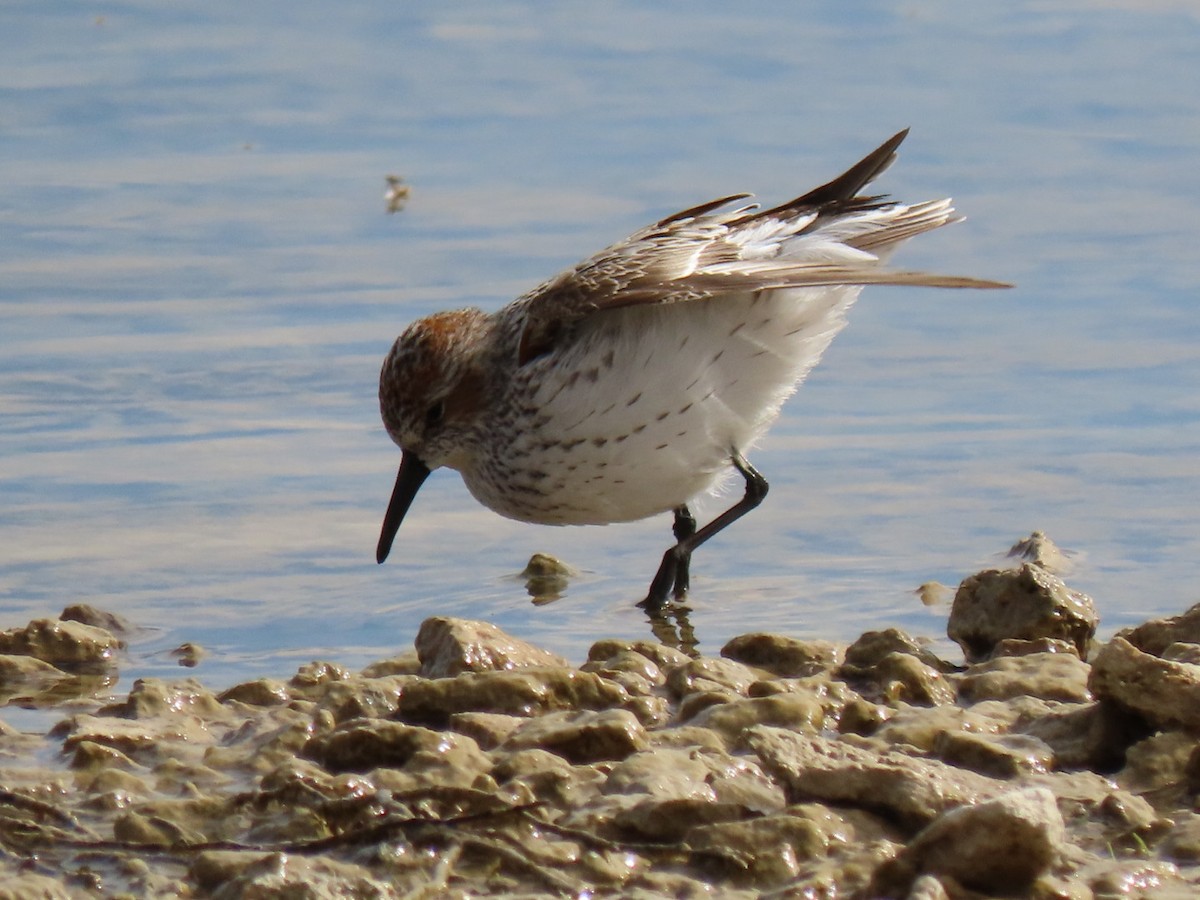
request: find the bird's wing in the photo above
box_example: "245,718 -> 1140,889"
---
517,130 -> 1009,365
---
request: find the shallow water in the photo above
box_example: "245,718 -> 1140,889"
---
3,1 -> 1199,692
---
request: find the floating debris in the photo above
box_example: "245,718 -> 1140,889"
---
170,642 -> 206,668
384,174 -> 410,213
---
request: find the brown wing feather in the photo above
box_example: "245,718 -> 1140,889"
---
742,127 -> 909,222
517,130 -> 1008,366
654,193 -> 754,227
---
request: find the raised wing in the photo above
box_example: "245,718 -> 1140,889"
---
517,129 -> 1008,365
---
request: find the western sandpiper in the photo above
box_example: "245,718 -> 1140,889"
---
376,129 -> 1008,606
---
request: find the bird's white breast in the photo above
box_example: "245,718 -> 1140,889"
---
464,284 -> 861,525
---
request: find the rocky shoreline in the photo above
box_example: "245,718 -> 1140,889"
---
2,534 -> 1200,897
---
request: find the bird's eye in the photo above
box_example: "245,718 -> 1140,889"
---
424,401 -> 445,428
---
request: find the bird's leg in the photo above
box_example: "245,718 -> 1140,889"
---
669,505 -> 697,596
644,508 -> 692,606
642,454 -> 769,608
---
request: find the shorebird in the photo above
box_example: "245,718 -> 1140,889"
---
375,129 -> 1008,606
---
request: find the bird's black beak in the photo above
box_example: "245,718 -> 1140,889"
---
376,450 -> 432,563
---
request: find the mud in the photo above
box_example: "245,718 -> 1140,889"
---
2,534 -> 1199,897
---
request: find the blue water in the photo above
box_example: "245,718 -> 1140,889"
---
3,2 -> 1199,693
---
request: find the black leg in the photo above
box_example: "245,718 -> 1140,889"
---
642,454 -> 769,608
670,505 -> 697,596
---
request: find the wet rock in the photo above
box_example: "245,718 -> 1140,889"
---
1090,636 -> 1200,732
747,727 -> 1000,831
1024,770 -> 1168,866
934,730 -> 1055,778
992,636 -> 1081,657
842,627 -> 955,673
0,618 -> 122,670
288,660 -> 351,698
915,581 -> 953,607
1096,787 -> 1168,840
881,787 -> 1066,894
613,796 -> 746,842
1081,859 -> 1186,897
602,745 -> 785,820
870,652 -> 956,706
872,703 -> 1009,755
19,599 -> 1200,897
205,704 -> 320,773
1117,602 -> 1200,655
103,677 -> 229,721
60,603 -> 135,635
720,633 -> 840,677
398,667 -> 629,725
113,810 -> 200,847
703,752 -> 788,813
447,710 -> 526,749
492,747 -> 600,806
153,756 -> 230,795
597,671 -> 657,708
643,725 -> 723,758
792,839 -> 901,899
192,851 -> 393,898
416,616 -> 569,677
217,677 -> 291,707
689,807 -> 850,885
586,647 -> 664,683
359,652 -> 421,677
587,638 -> 690,673
580,649 -> 666,700
604,747 -> 716,800
905,873 -> 952,900
1165,642 -> 1200,665
665,655 -> 761,698
58,712 -> 215,758
948,563 -> 1097,661
521,552 -> 576,601
1016,700 -> 1143,771
81,766 -> 153,803
841,640 -> 957,707
675,688 -> 737,722
578,746 -> 782,843
70,739 -> 139,772
365,758 -> 498,803
314,676 -> 406,723
1184,744 -> 1200,793
190,851 -> 271,893
687,692 -> 825,745
958,651 -> 1092,703
837,696 -> 890,736
304,718 -> 490,777
1118,730 -> 1199,792
0,871 -> 76,900
500,708 -> 648,763
1162,814 -> 1200,862
0,652 -> 71,693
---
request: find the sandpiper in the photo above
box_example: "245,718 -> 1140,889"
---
376,130 -> 1008,606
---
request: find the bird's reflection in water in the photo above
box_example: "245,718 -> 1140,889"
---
642,600 -> 700,658
519,552 -> 699,656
